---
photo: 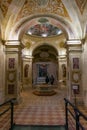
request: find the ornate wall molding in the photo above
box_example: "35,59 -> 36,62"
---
75,0 -> 87,14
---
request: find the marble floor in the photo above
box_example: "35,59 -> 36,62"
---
14,87 -> 66,126
0,86 -> 87,130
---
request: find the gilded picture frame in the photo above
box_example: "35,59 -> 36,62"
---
8,58 -> 15,69
7,70 -> 16,82
72,71 -> 80,83
8,84 -> 15,94
73,58 -> 79,69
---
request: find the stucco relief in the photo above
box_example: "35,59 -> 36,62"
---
17,0 -> 70,20
75,0 -> 87,14
36,0 -> 48,7
0,0 -> 12,16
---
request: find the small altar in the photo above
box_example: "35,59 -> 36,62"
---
33,84 -> 56,96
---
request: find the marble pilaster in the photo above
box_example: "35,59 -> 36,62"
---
66,40 -> 83,104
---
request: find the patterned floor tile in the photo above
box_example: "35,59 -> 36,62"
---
0,88 -> 87,130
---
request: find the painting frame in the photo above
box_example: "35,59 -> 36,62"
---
8,84 -> 15,95
38,64 -> 47,77
8,58 -> 15,69
72,84 -> 79,94
7,70 -> 16,82
72,70 -> 80,83
73,57 -> 79,69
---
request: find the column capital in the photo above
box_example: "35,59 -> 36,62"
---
22,56 -> 34,61
66,39 -> 82,45
57,55 -> 66,59
57,56 -> 67,62
66,40 -> 83,53
5,40 -> 21,46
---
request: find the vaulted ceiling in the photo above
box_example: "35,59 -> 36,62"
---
0,0 -> 87,41
33,44 -> 58,62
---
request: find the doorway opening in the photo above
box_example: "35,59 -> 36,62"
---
32,44 -> 58,87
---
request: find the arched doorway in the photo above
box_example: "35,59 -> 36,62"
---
32,44 -> 58,87
20,15 -> 67,90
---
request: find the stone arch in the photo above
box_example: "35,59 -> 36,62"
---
8,14 -> 76,41
32,43 -> 59,85
32,42 -> 59,57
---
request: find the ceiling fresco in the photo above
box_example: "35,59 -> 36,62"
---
0,0 -> 87,40
0,0 -> 71,20
26,18 -> 63,37
0,0 -> 12,16
0,0 -> 86,18
17,0 -> 71,21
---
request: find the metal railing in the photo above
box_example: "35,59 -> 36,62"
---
64,98 -> 87,130
0,98 -> 16,130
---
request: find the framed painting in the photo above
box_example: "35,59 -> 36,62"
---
8,84 -> 15,94
7,70 -> 16,82
73,58 -> 79,69
8,58 -> 15,69
72,70 -> 80,83
38,64 -> 47,77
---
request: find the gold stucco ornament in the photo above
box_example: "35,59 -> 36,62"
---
25,42 -> 31,49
